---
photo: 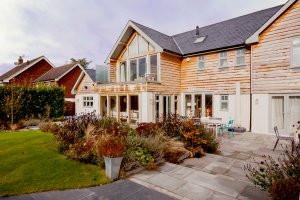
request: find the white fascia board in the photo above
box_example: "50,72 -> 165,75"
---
105,20 -> 163,64
71,71 -> 85,94
246,0 -> 296,44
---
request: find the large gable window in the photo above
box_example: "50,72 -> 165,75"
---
219,51 -> 228,68
292,37 -> 300,68
118,33 -> 159,82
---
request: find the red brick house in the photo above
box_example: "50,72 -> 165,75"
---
34,63 -> 86,115
0,56 -> 54,86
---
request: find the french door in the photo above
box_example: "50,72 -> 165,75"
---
271,95 -> 300,134
184,93 -> 213,118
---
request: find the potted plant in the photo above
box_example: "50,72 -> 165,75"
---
97,134 -> 125,180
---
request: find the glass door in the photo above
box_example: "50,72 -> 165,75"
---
271,96 -> 285,132
271,95 -> 300,134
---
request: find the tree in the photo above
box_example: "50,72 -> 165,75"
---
3,85 -> 24,124
70,58 -> 92,69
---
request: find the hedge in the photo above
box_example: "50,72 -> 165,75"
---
0,84 -> 65,122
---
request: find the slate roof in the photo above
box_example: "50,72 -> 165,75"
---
0,56 -> 44,81
85,68 -> 96,82
35,63 -> 77,82
131,5 -> 283,56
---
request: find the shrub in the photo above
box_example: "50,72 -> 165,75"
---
245,144 -> 300,199
123,130 -> 167,171
181,120 -> 218,157
96,134 -> 125,158
0,120 -> 9,130
39,122 -> 60,133
136,122 -> 162,136
160,114 -> 186,138
269,179 -> 300,200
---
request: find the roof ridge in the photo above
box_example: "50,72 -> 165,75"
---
172,37 -> 184,55
172,4 -> 284,37
130,20 -> 172,38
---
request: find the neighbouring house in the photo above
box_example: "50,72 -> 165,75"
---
34,63 -> 86,116
0,56 -> 54,86
75,0 -> 300,134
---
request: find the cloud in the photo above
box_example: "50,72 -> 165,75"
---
0,0 -> 287,74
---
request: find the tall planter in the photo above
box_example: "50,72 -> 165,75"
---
104,156 -> 123,180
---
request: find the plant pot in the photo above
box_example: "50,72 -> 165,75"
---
104,156 -> 123,180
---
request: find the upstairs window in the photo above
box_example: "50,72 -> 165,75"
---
150,55 -> 158,81
130,60 -> 137,81
220,95 -> 229,111
198,55 -> 205,70
236,49 -> 246,66
292,38 -> 300,68
220,51 -> 228,68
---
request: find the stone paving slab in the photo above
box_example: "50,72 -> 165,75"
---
173,183 -> 213,200
1,180 -> 174,200
146,173 -> 187,192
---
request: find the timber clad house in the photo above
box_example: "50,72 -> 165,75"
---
77,0 -> 298,135
75,0 -> 300,135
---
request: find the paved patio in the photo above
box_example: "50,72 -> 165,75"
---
130,132 -> 289,200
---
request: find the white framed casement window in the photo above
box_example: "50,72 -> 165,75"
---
83,96 -> 93,108
219,51 -> 228,68
220,95 -> 229,111
291,37 -> 300,68
198,55 -> 205,70
236,49 -> 246,66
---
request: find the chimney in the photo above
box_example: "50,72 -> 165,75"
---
196,26 -> 200,37
18,56 -> 23,65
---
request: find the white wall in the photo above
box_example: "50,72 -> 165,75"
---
252,94 -> 270,134
213,94 -> 250,130
140,92 -> 155,122
75,94 -> 100,115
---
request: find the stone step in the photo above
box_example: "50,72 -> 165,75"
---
130,161 -> 269,200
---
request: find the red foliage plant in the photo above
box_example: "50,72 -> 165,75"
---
97,134 -> 125,158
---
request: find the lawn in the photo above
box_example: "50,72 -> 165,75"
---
0,130 -> 110,197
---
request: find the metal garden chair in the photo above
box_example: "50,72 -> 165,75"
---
273,126 -> 294,151
218,119 -> 234,139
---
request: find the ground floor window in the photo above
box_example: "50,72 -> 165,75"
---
83,96 -> 93,107
220,95 -> 229,111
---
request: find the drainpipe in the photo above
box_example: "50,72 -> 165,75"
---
249,45 -> 253,132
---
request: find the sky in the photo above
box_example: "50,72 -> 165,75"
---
0,0 -> 287,74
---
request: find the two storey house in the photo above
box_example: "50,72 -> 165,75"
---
76,0 -> 300,134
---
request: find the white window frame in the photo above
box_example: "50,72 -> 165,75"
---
198,55 -> 205,70
220,95 -> 229,111
83,96 -> 94,108
219,51 -> 228,68
291,37 -> 300,68
236,49 -> 246,66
